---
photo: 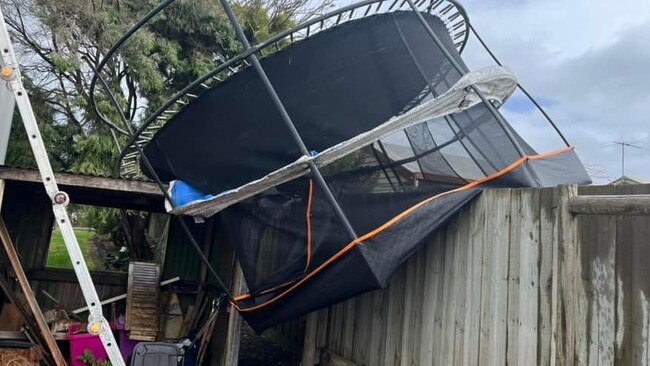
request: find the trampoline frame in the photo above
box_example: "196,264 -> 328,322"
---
88,0 -> 571,301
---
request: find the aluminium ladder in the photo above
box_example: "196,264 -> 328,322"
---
0,5 -> 126,366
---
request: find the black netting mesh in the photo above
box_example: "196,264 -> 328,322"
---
143,11 -> 590,331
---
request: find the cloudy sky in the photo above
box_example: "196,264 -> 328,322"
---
458,0 -> 650,184
336,0 -> 650,184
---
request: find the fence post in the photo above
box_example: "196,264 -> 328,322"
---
552,184 -> 587,366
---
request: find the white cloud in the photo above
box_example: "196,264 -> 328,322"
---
460,0 -> 650,183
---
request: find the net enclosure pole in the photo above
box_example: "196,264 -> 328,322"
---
403,0 -> 528,158
216,0 -> 359,240
467,24 -> 570,147
0,5 -> 126,366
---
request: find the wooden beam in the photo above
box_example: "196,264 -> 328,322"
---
569,194 -> 650,216
22,268 -> 128,286
0,166 -> 164,196
223,264 -> 245,366
0,218 -> 67,366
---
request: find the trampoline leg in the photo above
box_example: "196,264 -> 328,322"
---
404,0 -> 528,159
216,0 -> 358,240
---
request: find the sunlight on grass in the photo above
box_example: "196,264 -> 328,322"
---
46,227 -> 101,270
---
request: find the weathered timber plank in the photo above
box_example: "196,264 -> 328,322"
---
558,185 -> 589,365
538,188 -> 555,366
507,189 -> 522,366
441,215 -> 460,365
383,266 -> 406,366
352,292 -> 372,364
569,195 -> 650,216
628,185 -> 650,365
614,185 -> 634,364
0,166 -> 163,195
517,189 -> 541,364
316,308 -> 330,352
342,297 -> 356,359
582,214 -> 616,366
478,188 -> 511,366
464,193 -> 485,366
453,206 -> 470,366
302,311 -> 319,366
400,255 -> 418,366
411,247 -> 426,366
368,290 -> 385,366
419,230 -> 444,365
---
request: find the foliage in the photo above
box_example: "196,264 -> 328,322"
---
77,349 -> 112,366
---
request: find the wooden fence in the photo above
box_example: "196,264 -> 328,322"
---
301,184 -> 650,365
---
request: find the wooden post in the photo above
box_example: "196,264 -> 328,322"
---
553,185 -> 588,366
223,263 -> 245,366
0,218 -> 67,366
302,311 -> 319,366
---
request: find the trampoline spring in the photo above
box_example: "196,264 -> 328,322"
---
306,25 -> 310,37
200,83 -> 210,89
428,0 -> 442,12
400,0 -> 407,9
156,115 -> 167,120
335,13 -> 342,25
364,4 -> 372,16
416,0 -> 427,7
448,12 -> 461,21
186,93 -> 197,98
319,20 -> 324,30
389,0 -> 399,10
348,8 -> 354,19
375,1 -> 383,12
453,30 -> 467,40
274,42 -> 281,51
290,32 -> 294,42
454,41 -> 464,49
211,76 -> 222,82
441,4 -> 454,14
175,100 -> 187,106
452,20 -> 465,30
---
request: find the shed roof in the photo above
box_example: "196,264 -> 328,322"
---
0,166 -> 165,212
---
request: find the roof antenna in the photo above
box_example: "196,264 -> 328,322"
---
612,140 -> 642,178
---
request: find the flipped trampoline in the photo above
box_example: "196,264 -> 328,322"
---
91,0 -> 591,332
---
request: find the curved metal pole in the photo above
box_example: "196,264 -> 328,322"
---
467,23 -> 570,147
404,0 -> 528,158
216,0 -> 358,240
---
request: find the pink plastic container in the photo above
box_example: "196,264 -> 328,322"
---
67,323 -> 113,366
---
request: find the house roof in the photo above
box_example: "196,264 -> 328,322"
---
610,175 -> 649,185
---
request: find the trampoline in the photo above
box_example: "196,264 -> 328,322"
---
90,0 -> 590,332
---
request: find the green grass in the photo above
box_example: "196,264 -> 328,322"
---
46,227 -> 101,270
